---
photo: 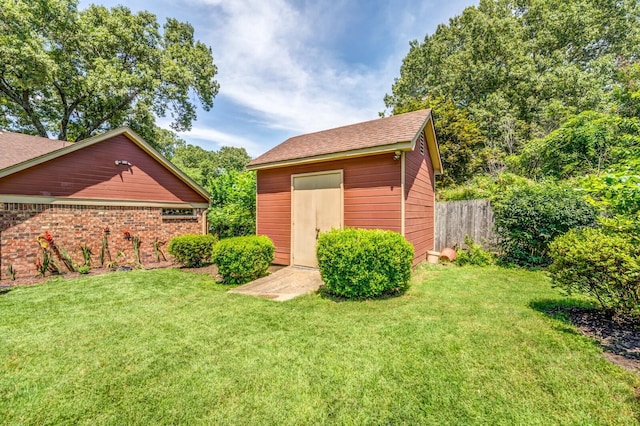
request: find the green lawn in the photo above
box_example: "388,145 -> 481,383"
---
0,266 -> 638,425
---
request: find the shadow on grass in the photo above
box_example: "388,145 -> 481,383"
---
531,298 -> 640,375
529,298 -> 594,336
0,287 -> 12,296
317,285 -> 408,302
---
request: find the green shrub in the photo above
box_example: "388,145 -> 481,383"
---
455,236 -> 495,266
493,183 -> 598,267
211,235 -> 274,284
549,228 -> 640,317
208,170 -> 256,238
77,265 -> 90,274
167,234 -> 218,267
316,228 -> 414,299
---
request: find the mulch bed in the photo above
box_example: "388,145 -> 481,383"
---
547,306 -> 640,375
0,260 -> 188,288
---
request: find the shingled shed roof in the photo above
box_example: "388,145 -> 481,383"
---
0,131 -> 73,170
247,109 -> 441,172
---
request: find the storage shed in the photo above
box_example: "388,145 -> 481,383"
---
246,109 -> 442,267
0,127 -> 209,280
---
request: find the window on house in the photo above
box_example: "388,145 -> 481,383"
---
161,208 -> 197,218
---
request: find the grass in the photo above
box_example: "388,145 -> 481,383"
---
0,266 -> 638,425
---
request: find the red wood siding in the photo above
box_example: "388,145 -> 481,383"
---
404,132 -> 436,265
0,135 -> 207,204
257,154 -> 402,265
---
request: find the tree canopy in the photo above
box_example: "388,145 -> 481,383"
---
386,0 -> 640,167
170,144 -> 251,189
0,0 -> 219,144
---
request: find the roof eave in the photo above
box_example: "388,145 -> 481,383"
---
408,111 -> 443,175
246,140 -> 415,171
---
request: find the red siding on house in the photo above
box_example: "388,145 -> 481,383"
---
257,154 -> 402,265
404,132 -> 436,265
0,135 -> 207,204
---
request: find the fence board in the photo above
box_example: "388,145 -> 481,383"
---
435,199 -> 496,250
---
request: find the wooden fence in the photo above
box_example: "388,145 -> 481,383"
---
434,199 -> 496,250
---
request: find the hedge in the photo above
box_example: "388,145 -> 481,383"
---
211,235 -> 275,284
167,234 -> 218,267
549,227 -> 640,317
316,228 -> 413,299
493,183 -> 597,266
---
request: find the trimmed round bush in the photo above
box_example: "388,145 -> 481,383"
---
316,228 -> 414,299
493,183 -> 598,267
167,234 -> 218,267
211,235 -> 275,284
549,228 -> 640,317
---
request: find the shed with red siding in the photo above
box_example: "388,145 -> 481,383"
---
0,127 -> 209,280
247,109 -> 442,267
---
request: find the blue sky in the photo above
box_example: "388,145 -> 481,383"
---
78,0 -> 478,157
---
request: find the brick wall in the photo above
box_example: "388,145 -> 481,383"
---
0,203 -> 205,280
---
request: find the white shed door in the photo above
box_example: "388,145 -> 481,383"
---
291,171 -> 342,267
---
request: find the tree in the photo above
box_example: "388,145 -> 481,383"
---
0,0 -> 218,144
517,111 -> 640,179
394,96 -> 485,187
385,0 -> 640,156
171,144 -> 251,189
208,170 -> 256,238
614,60 -> 640,119
493,182 -> 598,267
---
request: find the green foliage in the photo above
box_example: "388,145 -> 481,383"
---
580,160 -> 640,242
7,263 -> 15,281
167,234 -> 218,267
613,60 -> 640,118
0,0 -> 218,142
211,236 -> 274,284
386,0 -> 640,160
437,172 -> 533,202
79,245 -> 92,267
57,246 -> 77,272
77,265 -> 90,274
171,144 -> 250,188
455,236 -> 495,267
100,228 -> 111,267
493,183 -> 598,267
517,112 -> 640,179
549,228 -> 640,316
316,228 -> 413,299
208,170 -> 256,238
153,238 -> 167,262
394,96 -> 485,187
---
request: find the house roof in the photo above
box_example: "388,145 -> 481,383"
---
0,131 -> 74,170
247,109 -> 442,172
0,127 -> 210,201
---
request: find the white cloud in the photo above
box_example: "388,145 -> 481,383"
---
183,125 -> 264,157
189,0 -> 392,135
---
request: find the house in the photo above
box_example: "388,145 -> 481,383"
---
0,127 -> 209,280
246,109 -> 442,267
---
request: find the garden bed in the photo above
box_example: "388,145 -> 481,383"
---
547,306 -> 640,375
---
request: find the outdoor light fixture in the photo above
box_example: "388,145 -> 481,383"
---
114,160 -> 132,166
393,150 -> 402,160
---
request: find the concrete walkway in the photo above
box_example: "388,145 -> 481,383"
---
228,266 -> 323,301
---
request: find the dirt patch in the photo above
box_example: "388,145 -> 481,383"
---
547,307 -> 640,375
